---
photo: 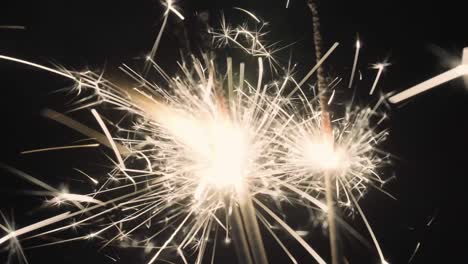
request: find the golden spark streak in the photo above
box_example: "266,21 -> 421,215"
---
21,143 -> 99,154
348,39 -> 361,88
0,212 -> 71,245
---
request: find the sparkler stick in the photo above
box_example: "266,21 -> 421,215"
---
308,1 -> 340,263
226,56 -> 268,264
238,190 -> 269,264
389,47 -> 468,103
225,56 -> 256,264
229,201 -> 254,264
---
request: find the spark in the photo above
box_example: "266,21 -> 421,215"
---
73,168 -> 99,185
327,89 -> 336,105
0,212 -> 29,264
234,7 -> 261,23
348,38 -> 361,88
426,209 -> 439,227
287,42 -> 340,97
0,25 -> 25,30
90,109 -> 127,172
0,55 -> 76,80
255,199 -> 326,264
0,212 -> 71,245
50,193 -> 105,206
370,62 -> 390,95
408,242 -> 421,263
20,143 -> 99,154
164,0 -> 185,20
41,109 -> 130,155
146,0 -> 185,72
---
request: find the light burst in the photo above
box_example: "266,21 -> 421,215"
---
0,3 -> 392,264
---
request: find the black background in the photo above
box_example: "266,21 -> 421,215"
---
1,0 -> 467,263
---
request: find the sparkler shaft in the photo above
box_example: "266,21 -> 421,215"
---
321,110 -> 340,264
228,191 -> 269,264
239,194 -> 269,264
324,170 -> 339,264
230,205 -> 254,264
309,1 -> 341,263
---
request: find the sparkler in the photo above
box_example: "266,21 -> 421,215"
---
307,0 -> 340,262
389,47 -> 468,103
0,1 -> 392,263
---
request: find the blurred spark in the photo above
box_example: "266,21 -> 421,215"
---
370,62 -> 390,95
408,242 -> 421,263
21,144 -> 99,154
348,38 -> 361,88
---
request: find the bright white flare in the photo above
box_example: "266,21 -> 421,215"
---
303,140 -> 347,170
0,8 -> 391,264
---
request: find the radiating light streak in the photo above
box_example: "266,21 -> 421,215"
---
41,109 -> 129,155
0,212 -> 71,245
21,143 -> 99,154
165,0 -> 185,20
347,185 -> 388,264
348,39 -> 361,88
327,89 -> 336,105
90,109 -> 127,172
50,193 -> 105,206
255,199 -> 326,264
0,163 -> 58,193
408,242 -> 421,263
234,7 -> 261,23
0,25 -> 25,30
0,55 -> 75,80
287,42 -> 339,97
370,63 -> 389,95
257,213 -> 298,264
73,168 -> 99,185
148,211 -> 194,264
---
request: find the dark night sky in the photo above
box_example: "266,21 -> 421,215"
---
1,0 -> 467,263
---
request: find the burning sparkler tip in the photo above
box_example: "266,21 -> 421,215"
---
462,47 -> 468,65
372,62 -> 390,70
